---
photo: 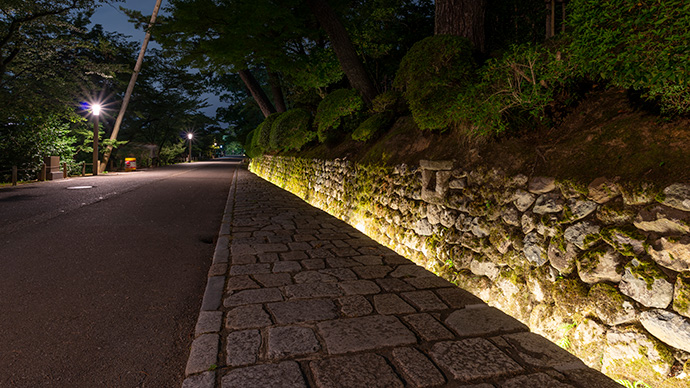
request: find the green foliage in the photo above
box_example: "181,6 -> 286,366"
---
269,109 -> 315,151
569,0 -> 690,114
451,42 -> 578,136
259,113 -> 282,150
315,89 -> 365,143
394,35 -> 476,131
370,90 -> 406,115
352,113 -> 393,142
158,140 -> 187,165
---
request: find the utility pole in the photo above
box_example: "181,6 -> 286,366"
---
100,0 -> 164,172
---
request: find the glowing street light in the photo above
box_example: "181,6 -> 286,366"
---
187,133 -> 193,163
92,103 -> 101,175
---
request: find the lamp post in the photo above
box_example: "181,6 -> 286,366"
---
92,104 -> 101,175
187,133 -> 193,163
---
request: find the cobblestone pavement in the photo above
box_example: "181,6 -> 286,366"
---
182,167 -> 620,388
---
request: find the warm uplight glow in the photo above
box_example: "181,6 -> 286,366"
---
92,104 -> 101,116
187,133 -> 193,140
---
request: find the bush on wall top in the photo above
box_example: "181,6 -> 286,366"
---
269,108 -> 315,151
569,0 -> 690,114
394,35 -> 476,131
315,89 -> 365,143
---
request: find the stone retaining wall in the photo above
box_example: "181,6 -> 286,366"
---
250,155 -> 690,386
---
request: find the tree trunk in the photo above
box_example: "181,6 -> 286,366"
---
267,69 -> 287,113
238,69 -> 276,117
306,0 -> 378,104
435,0 -> 486,52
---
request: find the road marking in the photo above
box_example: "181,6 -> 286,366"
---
66,186 -> 94,190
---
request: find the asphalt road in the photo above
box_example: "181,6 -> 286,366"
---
0,158 -> 239,387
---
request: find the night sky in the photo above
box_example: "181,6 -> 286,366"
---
90,0 -> 222,120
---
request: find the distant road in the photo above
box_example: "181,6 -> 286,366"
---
0,158 -> 239,387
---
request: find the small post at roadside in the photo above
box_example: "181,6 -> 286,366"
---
62,162 -> 67,179
40,164 -> 46,181
11,166 -> 17,186
82,161 -> 86,177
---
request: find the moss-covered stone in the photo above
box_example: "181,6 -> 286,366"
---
587,283 -> 636,326
596,200 -> 636,225
674,272 -> 690,318
603,327 -> 675,387
552,277 -> 590,316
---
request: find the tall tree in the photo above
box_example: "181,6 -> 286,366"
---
306,0 -> 378,104
435,0 -> 486,52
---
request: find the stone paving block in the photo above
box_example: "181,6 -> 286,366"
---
429,338 -> 523,382
373,293 -> 417,315
257,252 -> 279,262
338,295 -> 373,317
280,251 -> 308,261
310,353 -> 404,388
301,259 -> 325,269
392,347 -> 446,387
288,242 -> 313,251
390,264 -> 436,278
320,268 -> 357,281
332,239 -> 350,248
352,265 -> 393,279
403,276 -> 454,289
224,288 -> 283,307
494,332 -> 586,371
383,255 -> 412,265
195,311 -> 223,335
338,280 -> 381,295
501,373 -> 576,388
254,243 -> 289,253
226,329 -> 261,367
185,334 -> 219,375
294,271 -> 339,284
273,261 -> 301,273
267,299 -> 338,324
201,276 -> 225,311
252,273 -> 293,287
221,361 -> 306,388
231,254 -> 256,265
311,241 -> 335,250
284,282 -> 342,299
230,244 -> 255,256
326,257 -> 360,268
376,278 -> 417,292
444,306 -> 528,337
294,234 -> 316,241
402,290 -> 448,311
182,371 -> 215,388
208,263 -> 228,277
351,255 -> 384,266
402,313 -> 455,341
332,247 -> 362,257
561,368 -> 622,388
229,263 -> 271,276
358,246 -> 395,256
268,235 -> 292,243
226,304 -> 273,329
268,326 -> 321,359
306,248 -> 335,259
226,275 -> 260,292
317,315 -> 417,354
435,287 -> 485,308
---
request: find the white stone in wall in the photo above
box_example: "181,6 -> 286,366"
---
577,247 -> 625,284
587,177 -> 621,204
501,206 -> 520,227
634,205 -> 690,234
528,176 -> 556,194
508,174 -> 529,188
536,215 -> 559,237
448,178 -> 466,190
619,261 -> 673,309
603,329 -> 671,377
470,217 -> 490,238
454,213 -> 472,232
640,309 -> 690,353
547,241 -> 578,275
521,212 -> 537,234
661,183 -> 690,212
414,219 -> 434,236
439,209 -> 457,228
649,236 -> 690,272
514,189 -> 536,212
420,159 -> 453,171
564,222 -> 601,250
523,232 -> 547,266
533,193 -> 564,214
426,204 -> 442,225
469,259 -> 500,281
567,199 -> 598,221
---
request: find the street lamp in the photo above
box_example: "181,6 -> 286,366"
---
92,104 -> 101,175
187,133 -> 193,163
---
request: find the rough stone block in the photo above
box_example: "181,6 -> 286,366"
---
226,329 -> 261,367
401,290 -> 448,311
186,334 -> 219,376
268,326 -> 321,359
392,347 -> 446,387
640,309 -> 690,352
310,353 -> 404,388
338,295 -> 373,317
284,283 -> 342,299
429,338 -> 523,382
267,299 -> 338,324
272,261 -> 301,273
182,371 -> 215,388
502,373 -> 575,388
224,288 -> 283,307
195,311 -> 223,335
352,265 -> 393,279
373,293 -> 417,315
402,313 -> 454,341
444,306 -> 528,337
221,361 -> 306,388
229,263 -> 271,275
226,304 -> 273,329
317,315 -> 417,354
338,280 -> 381,295
226,275 -> 260,292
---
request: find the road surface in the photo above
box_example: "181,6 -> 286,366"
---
0,159 -> 238,387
